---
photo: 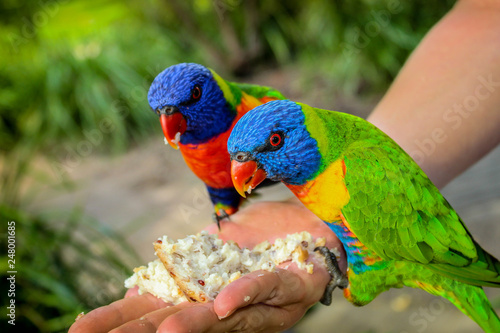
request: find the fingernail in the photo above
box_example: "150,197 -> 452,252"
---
218,309 -> 234,320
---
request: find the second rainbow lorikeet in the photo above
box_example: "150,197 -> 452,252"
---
148,63 -> 285,226
227,99 -> 500,332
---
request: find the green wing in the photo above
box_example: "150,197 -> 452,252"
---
231,81 -> 285,100
341,129 -> 500,287
209,69 -> 285,111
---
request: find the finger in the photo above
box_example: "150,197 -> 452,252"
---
110,302 -> 193,333
125,286 -> 139,298
214,269 -> 308,319
157,302 -> 218,333
159,302 -> 306,333
69,293 -> 169,333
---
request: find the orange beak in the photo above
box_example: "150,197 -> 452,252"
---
160,113 -> 187,150
231,160 -> 267,198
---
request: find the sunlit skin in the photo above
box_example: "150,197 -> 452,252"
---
68,200 -> 339,333
368,0 -> 500,188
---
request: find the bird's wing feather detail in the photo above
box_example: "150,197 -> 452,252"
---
299,107 -> 500,287
341,138 -> 478,267
210,70 -> 285,112
235,82 -> 286,101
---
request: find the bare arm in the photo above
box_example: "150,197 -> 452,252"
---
368,0 -> 500,188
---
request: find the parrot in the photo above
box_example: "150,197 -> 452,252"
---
147,63 -> 285,226
227,99 -> 500,332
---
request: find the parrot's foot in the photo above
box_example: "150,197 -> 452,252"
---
314,246 -> 348,306
213,210 -> 231,231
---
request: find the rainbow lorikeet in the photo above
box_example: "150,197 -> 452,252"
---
148,63 -> 285,226
227,99 -> 500,332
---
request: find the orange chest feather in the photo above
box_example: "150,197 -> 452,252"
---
179,131 -> 233,188
178,93 -> 274,189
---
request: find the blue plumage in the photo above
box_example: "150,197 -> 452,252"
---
206,186 -> 242,210
148,63 -> 235,144
147,63 -> 286,224
228,100 -> 321,185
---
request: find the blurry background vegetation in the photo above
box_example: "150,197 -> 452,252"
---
0,0 -> 455,331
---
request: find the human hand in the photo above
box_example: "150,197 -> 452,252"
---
207,200 -> 344,256
69,200 -> 345,332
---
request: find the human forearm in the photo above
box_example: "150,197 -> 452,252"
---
368,0 -> 500,188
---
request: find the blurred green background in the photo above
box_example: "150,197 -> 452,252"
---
0,0 -> 461,332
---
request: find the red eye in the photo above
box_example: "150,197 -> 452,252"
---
270,133 -> 281,146
192,86 -> 202,100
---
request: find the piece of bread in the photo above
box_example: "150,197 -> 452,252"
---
124,259 -> 188,304
126,231 -> 332,304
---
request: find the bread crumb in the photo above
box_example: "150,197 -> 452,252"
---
126,231 -> 331,304
315,238 -> 326,247
125,259 -> 187,304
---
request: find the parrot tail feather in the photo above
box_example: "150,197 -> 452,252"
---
409,273 -> 500,332
439,282 -> 500,332
429,244 -> 500,288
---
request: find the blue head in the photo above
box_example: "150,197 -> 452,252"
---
228,100 -> 321,195
148,63 -> 235,146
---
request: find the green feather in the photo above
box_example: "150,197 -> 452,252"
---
297,104 -> 500,331
209,68 -> 285,112
235,82 -> 285,100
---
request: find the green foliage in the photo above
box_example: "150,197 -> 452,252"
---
0,205 -> 141,332
0,0 -> 456,204
144,0 -> 455,94
259,0 -> 457,95
0,0 -> 205,204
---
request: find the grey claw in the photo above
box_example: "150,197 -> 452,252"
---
212,210 -> 231,231
314,246 -> 348,306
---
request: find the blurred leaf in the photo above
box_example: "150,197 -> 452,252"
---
0,205 -> 141,332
